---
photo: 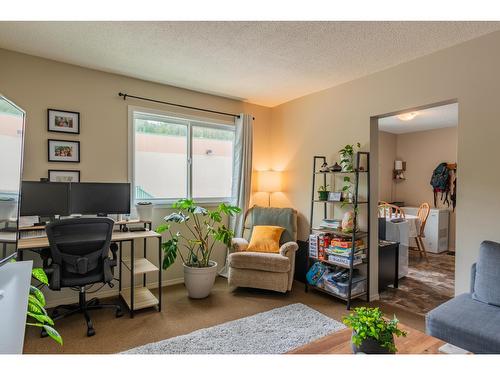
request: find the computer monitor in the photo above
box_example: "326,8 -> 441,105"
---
20,181 -> 70,216
70,182 -> 130,215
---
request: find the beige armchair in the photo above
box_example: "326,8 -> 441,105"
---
228,206 -> 299,293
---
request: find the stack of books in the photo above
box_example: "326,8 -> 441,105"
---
326,239 -> 366,266
319,219 -> 341,230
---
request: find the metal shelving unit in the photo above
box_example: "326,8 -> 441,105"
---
305,152 -> 370,309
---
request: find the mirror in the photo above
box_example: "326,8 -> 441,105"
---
0,95 -> 25,264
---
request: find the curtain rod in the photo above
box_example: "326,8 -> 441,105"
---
118,92 -> 246,119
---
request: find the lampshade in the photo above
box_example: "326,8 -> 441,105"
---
257,170 -> 282,192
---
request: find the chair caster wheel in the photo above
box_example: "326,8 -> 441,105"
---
52,309 -> 59,317
40,329 -> 48,338
87,328 -> 95,337
116,308 -> 123,318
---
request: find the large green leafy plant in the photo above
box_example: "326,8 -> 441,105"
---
156,199 -> 241,269
343,307 -> 406,353
10,259 -> 63,345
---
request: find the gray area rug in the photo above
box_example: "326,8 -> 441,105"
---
123,303 -> 345,354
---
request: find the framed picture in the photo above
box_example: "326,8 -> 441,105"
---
48,169 -> 80,182
48,109 -> 80,134
48,139 -> 80,163
328,191 -> 343,202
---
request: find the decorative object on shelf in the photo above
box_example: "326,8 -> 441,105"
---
48,139 -> 80,163
393,160 -> 406,180
341,211 -> 356,233
156,199 -> 241,299
317,184 -> 331,201
135,201 -> 153,222
329,162 -> 342,172
257,170 -> 282,206
47,109 -> 80,134
343,307 -> 407,354
319,162 -> 330,172
48,169 -> 80,182
328,191 -> 342,202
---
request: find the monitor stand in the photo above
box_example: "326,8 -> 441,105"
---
96,213 -> 108,217
37,215 -> 58,225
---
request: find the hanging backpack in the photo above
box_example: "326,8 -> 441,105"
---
430,162 -> 450,206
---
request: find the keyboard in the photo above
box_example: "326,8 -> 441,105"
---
19,229 -> 47,239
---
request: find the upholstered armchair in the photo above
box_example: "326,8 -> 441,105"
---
228,206 -> 299,293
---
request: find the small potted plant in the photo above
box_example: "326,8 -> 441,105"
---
339,142 -> 361,172
318,184 -> 331,201
156,199 -> 241,299
343,307 -> 406,354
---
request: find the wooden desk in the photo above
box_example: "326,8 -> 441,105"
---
18,229 -> 162,319
288,323 -> 445,354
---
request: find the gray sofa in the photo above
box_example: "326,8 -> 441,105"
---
426,241 -> 500,353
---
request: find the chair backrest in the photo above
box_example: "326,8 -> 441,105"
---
45,218 -> 114,275
378,203 -> 406,219
242,206 -> 297,245
417,202 -> 430,235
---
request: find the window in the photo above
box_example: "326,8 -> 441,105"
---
131,109 -> 235,203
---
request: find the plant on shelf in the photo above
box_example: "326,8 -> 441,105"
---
343,307 -> 406,354
339,143 -> 361,207
11,259 -> 63,345
318,184 -> 331,201
156,199 -> 241,299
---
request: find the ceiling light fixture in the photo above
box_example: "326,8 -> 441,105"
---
397,112 -> 418,121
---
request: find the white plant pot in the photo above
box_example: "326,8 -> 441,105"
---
135,204 -> 153,222
183,261 -> 218,299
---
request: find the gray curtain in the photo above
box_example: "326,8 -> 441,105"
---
219,113 -> 253,277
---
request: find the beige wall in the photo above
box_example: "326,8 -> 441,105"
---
271,30 -> 500,296
0,48 -> 273,305
378,127 -> 458,250
378,131 -> 397,202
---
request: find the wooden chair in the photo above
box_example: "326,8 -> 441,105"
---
412,202 -> 430,261
378,203 -> 406,219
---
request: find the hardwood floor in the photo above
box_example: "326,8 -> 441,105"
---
23,278 -> 424,354
379,251 -> 455,315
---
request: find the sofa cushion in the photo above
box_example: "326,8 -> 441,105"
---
247,225 -> 284,253
426,293 -> 500,353
228,251 -> 290,273
473,241 -> 500,306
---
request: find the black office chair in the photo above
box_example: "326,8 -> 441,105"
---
42,218 -> 123,337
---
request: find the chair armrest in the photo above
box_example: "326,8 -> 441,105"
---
470,262 -> 477,294
279,242 -> 299,257
231,238 -> 249,252
109,243 -> 119,268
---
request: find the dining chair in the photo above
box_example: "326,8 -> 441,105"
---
378,203 -> 406,219
413,202 -> 430,261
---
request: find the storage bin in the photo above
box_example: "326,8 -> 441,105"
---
323,274 -> 366,297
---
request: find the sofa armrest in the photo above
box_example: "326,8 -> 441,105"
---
279,241 -> 299,257
470,262 -> 477,294
232,238 -> 249,252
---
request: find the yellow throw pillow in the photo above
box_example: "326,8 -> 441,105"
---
247,225 -> 285,253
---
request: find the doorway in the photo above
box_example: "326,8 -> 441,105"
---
373,101 -> 457,316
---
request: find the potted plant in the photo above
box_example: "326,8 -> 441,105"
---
318,184 -> 331,201
156,199 -> 241,299
339,142 -> 361,172
343,307 -> 406,354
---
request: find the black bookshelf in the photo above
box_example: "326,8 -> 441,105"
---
305,152 -> 370,309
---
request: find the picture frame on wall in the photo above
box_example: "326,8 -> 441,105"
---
48,169 -> 80,183
48,139 -> 80,163
47,109 -> 80,134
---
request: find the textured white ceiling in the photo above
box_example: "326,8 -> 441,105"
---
379,103 -> 458,134
0,22 -> 499,107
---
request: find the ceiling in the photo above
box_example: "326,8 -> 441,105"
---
378,103 -> 458,134
0,22 -> 499,107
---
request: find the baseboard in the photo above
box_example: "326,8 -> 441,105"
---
45,277 -> 185,308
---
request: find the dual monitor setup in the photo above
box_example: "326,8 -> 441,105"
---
20,181 -> 131,219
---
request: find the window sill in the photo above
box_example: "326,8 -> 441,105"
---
133,198 -> 232,209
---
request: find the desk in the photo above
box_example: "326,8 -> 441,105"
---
17,229 -> 162,318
